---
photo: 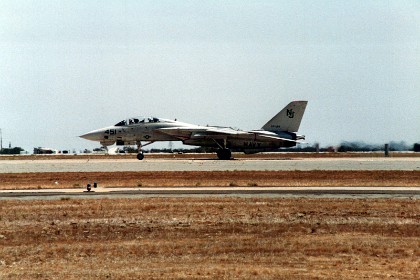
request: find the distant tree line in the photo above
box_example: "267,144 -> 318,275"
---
2,142 -> 418,155
92,146 -> 217,154
148,147 -> 217,154
144,141 -> 420,153
336,141 -> 417,152
287,141 -> 419,152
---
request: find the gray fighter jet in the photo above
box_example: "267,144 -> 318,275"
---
80,101 -> 308,160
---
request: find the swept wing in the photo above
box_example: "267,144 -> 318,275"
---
157,126 -> 301,143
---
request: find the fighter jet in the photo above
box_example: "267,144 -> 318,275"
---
80,101 -> 308,160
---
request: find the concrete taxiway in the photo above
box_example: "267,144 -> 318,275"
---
0,157 -> 419,173
1,186 -> 419,200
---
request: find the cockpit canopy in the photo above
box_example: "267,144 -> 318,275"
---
114,117 -> 161,126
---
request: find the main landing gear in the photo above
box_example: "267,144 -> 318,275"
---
212,138 -> 232,160
217,148 -> 232,160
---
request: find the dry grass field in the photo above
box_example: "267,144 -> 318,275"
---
0,170 -> 419,190
1,154 -> 418,279
0,197 -> 419,279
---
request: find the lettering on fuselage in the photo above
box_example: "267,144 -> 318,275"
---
105,129 -> 117,135
243,141 -> 262,148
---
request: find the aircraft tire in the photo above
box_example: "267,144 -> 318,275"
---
137,153 -> 145,160
217,149 -> 231,160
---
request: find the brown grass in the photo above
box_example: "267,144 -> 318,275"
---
0,170 -> 418,190
0,197 -> 419,279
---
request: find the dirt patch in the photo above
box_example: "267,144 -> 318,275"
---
0,197 -> 418,279
0,170 -> 419,189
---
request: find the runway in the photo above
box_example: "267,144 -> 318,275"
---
1,186 -> 419,200
0,157 -> 419,173
1,157 -> 418,199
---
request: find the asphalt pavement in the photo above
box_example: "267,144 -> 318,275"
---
0,157 -> 419,173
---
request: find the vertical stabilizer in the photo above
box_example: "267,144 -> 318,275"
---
262,101 -> 308,132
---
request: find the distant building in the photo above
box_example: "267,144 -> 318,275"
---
0,147 -> 24,155
33,147 -> 60,154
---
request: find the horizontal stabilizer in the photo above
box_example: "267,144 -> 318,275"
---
257,134 -> 304,143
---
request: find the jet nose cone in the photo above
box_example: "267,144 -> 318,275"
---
79,130 -> 103,141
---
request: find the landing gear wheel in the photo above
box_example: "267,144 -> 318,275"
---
137,152 -> 145,160
217,149 -> 232,160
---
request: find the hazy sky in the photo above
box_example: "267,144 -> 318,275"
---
1,0 -> 419,152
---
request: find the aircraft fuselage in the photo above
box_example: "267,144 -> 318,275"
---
80,101 -> 308,160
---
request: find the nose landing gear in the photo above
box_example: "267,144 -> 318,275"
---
137,152 -> 144,160
135,141 -> 154,160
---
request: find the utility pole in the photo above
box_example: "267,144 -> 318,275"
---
0,128 -> 2,151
